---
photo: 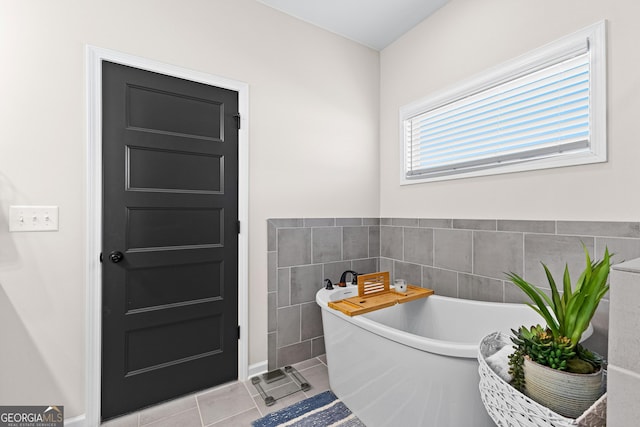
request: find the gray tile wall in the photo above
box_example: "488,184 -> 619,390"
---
608,258 -> 640,426
380,218 -> 640,358
267,218 -> 380,370
268,218 -> 640,367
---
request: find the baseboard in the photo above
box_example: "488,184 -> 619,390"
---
248,360 -> 268,378
64,414 -> 86,427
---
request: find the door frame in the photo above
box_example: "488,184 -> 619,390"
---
85,45 -> 249,425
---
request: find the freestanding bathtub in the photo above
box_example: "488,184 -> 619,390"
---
316,285 -> 546,427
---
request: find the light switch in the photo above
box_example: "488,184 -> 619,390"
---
9,205 -> 59,232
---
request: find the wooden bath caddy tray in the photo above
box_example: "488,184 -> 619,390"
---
328,271 -> 434,317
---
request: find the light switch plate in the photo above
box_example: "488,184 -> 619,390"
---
9,205 -> 59,232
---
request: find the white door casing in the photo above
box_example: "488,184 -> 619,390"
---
85,45 -> 249,426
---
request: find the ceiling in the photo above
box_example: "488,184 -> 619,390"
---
256,0 -> 449,50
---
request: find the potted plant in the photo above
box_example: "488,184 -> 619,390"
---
506,245 -> 611,418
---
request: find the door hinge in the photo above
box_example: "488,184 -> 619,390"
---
99,253 -> 103,263
237,325 -> 241,339
237,220 -> 241,234
233,113 -> 241,130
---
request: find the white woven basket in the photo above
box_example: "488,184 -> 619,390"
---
478,332 -> 607,427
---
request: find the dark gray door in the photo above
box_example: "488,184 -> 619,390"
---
101,61 -> 239,420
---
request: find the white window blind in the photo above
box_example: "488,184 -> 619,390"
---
401,21 -> 606,183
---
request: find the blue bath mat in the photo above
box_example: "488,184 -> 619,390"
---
252,390 -> 366,426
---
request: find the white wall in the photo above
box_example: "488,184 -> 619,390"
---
380,0 -> 640,220
0,0 -> 379,417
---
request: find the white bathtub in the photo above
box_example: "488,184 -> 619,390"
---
316,286 -> 548,427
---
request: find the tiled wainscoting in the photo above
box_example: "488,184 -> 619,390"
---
608,258 -> 640,425
268,218 -> 640,368
267,218 -> 381,370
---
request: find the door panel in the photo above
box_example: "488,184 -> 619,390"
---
125,314 -> 223,374
101,61 -> 239,420
126,84 -> 223,139
126,207 -> 223,248
127,147 -> 223,193
126,261 -> 223,310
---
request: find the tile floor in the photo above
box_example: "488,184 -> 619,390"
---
101,355 -> 330,427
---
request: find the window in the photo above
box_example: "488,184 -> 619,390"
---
400,21 -> 606,184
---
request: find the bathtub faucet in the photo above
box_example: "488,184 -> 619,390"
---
339,270 -> 358,287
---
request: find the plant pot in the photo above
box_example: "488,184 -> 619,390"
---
523,356 -> 606,419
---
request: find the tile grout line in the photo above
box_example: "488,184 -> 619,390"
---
195,396 -> 205,427
139,406 -> 200,427
206,406 -> 260,427
243,376 -> 268,410
204,380 -> 266,425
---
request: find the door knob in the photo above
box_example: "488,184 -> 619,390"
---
109,251 -> 124,263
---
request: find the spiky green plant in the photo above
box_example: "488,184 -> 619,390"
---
506,245 -> 611,386
506,244 -> 611,348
